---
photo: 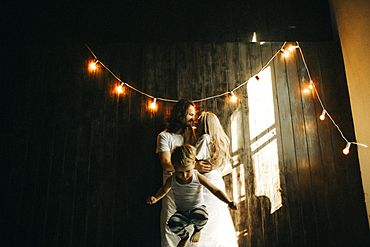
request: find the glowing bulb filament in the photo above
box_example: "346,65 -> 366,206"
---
308,80 -> 314,90
89,60 -> 99,71
230,92 -> 237,103
319,110 -> 326,121
252,32 -> 257,42
280,49 -> 289,56
150,98 -> 157,110
116,83 -> 124,94
343,142 -> 351,155
289,45 -> 299,51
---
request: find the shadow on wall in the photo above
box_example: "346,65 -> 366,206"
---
228,66 -> 282,243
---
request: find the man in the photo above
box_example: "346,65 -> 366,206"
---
156,99 -> 211,247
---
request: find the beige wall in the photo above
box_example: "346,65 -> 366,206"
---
330,0 -> 370,226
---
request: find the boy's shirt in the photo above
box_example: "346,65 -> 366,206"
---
171,170 -> 204,212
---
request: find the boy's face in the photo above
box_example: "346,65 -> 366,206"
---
174,161 -> 195,183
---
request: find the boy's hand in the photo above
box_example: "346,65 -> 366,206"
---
146,196 -> 158,205
228,201 -> 237,210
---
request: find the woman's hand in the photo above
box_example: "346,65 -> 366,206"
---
195,160 -> 212,173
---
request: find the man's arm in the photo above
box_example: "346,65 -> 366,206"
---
158,151 -> 175,172
198,173 -> 237,210
146,176 -> 172,204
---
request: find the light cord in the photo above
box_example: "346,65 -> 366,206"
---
294,41 -> 367,149
86,41 -> 368,151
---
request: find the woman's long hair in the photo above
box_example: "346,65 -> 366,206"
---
199,112 -> 230,171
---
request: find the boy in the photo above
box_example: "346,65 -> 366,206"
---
146,144 -> 237,247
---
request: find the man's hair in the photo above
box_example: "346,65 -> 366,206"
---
171,144 -> 196,168
165,99 -> 195,133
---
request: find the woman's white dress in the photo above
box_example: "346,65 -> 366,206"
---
194,134 -> 238,247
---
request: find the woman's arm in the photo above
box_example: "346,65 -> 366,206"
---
146,176 -> 172,204
195,134 -> 213,173
198,173 -> 237,210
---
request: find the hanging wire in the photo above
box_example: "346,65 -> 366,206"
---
233,41 -> 287,92
295,41 -> 368,149
85,42 -> 367,151
85,44 -> 178,102
85,42 -> 287,103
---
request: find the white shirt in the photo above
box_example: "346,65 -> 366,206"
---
195,134 -> 212,162
156,130 -> 184,153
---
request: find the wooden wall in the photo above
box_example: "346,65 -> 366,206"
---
1,42 -> 369,246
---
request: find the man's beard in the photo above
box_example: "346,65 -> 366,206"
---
182,120 -> 193,129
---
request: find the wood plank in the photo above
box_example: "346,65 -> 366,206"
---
297,42 -> 338,246
42,118 -> 67,245
247,42 -> 264,247
286,42 -> 319,246
235,41 -> 253,247
259,42 -> 279,247
268,42 -> 292,247
272,42 -> 305,246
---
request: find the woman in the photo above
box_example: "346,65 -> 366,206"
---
192,111 -> 238,247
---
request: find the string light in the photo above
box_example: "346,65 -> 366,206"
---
280,48 -> 289,56
308,80 -> 314,90
252,32 -> 257,42
343,142 -> 351,155
89,60 -> 99,71
288,45 -> 299,51
150,98 -> 157,110
319,110 -> 326,121
85,41 -> 368,155
230,91 -> 238,103
295,40 -> 367,154
116,82 -> 125,94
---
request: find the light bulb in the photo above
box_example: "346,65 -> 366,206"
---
89,60 -> 98,71
116,85 -> 123,94
319,110 -> 326,121
308,80 -> 314,90
280,49 -> 289,56
343,142 -> 351,155
150,98 -> 157,110
252,32 -> 257,42
289,45 -> 299,51
116,83 -> 124,94
230,92 -> 237,103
